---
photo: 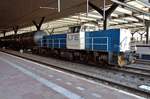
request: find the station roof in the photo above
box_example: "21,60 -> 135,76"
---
0,0 -> 150,36
38,0 -> 149,33
0,0 -> 111,32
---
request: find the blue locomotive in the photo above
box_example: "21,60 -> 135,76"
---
39,24 -> 132,66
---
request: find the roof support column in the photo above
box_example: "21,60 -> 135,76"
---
131,31 -> 137,41
138,32 -> 145,41
145,20 -> 150,44
32,17 -> 45,31
103,18 -> 107,30
3,31 -> 6,37
13,26 -> 19,35
89,0 -> 125,30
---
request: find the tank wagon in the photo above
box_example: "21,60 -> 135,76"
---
39,24 -> 132,66
0,31 -> 48,50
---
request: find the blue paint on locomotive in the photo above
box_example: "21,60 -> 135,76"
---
85,29 -> 120,53
41,29 -> 123,53
42,34 -> 67,49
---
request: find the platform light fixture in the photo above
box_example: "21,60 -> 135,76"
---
40,7 -> 58,10
137,15 -> 150,20
111,0 -> 150,16
71,16 -> 97,21
111,13 -> 119,17
113,19 -> 128,23
127,1 -> 144,9
123,17 -> 139,22
40,0 -> 61,13
115,7 -> 132,15
136,0 -> 150,8
86,13 -> 103,19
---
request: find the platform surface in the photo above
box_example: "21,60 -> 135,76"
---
0,52 -> 145,99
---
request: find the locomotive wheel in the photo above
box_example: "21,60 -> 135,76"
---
79,54 -> 88,63
68,53 -> 74,61
118,55 -> 126,67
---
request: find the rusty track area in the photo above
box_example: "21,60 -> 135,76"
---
0,49 -> 150,98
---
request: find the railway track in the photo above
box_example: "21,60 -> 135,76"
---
110,66 -> 150,77
1,49 -> 150,98
125,65 -> 150,74
136,59 -> 150,65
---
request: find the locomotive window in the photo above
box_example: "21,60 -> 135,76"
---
80,25 -> 99,32
68,26 -> 81,33
74,26 -> 81,33
68,27 -> 74,33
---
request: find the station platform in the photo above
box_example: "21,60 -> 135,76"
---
0,51 -> 145,99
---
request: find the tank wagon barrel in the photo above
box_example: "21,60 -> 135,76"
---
0,30 -> 48,50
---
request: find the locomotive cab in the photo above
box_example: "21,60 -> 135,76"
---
67,23 -> 99,50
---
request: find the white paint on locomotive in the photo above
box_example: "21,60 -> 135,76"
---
120,29 -> 131,52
